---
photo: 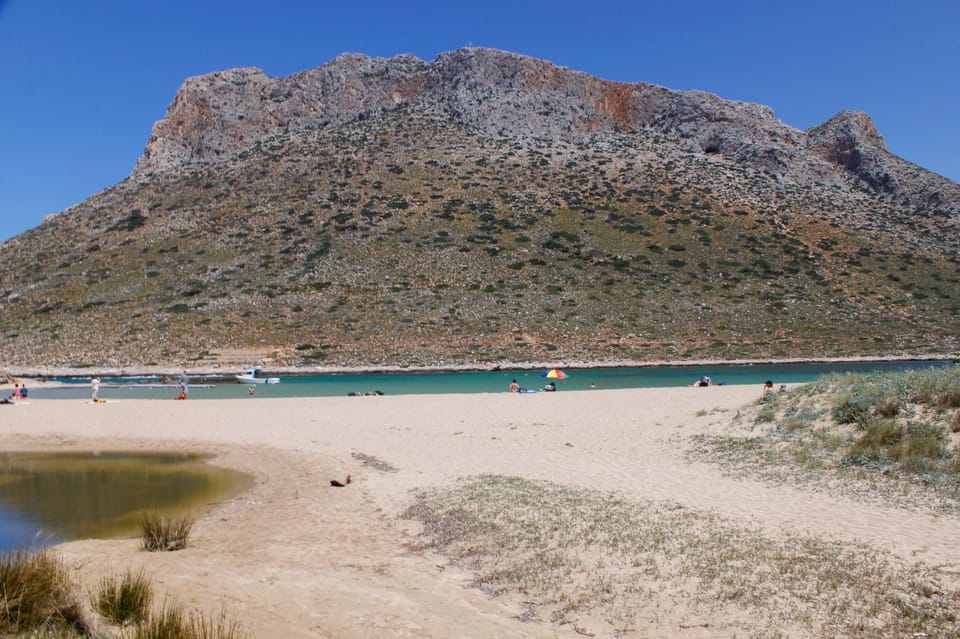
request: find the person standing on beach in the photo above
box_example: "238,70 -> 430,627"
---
179,370 -> 189,399
91,376 -> 100,401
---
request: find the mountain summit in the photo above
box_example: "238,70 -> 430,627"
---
1,49 -> 957,370
134,49 -> 958,216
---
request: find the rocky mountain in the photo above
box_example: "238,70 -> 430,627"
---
1,48 -> 957,371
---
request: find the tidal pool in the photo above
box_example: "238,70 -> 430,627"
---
0,451 -> 253,552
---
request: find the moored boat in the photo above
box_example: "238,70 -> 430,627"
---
235,367 -> 280,384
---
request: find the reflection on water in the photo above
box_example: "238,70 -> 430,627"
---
0,451 -> 253,552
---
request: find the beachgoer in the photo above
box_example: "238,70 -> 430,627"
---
179,370 -> 189,398
509,379 -> 520,393
762,380 -> 774,397
19,384 -> 27,399
91,376 -> 100,401
779,383 -> 787,393
694,376 -> 712,387
0,396 -> 12,405
12,384 -> 19,400
248,385 -> 256,396
543,381 -> 556,392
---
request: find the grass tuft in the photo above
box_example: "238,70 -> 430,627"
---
139,512 -> 194,552
123,601 -> 246,639
124,600 -> 184,639
96,568 -> 152,626
187,606 -> 247,639
0,547 -> 93,636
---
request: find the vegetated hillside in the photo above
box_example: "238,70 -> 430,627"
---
0,49 -> 957,370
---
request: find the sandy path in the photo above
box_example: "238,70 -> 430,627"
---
2,386 -> 958,637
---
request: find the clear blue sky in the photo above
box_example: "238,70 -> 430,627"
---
2,0 -> 957,241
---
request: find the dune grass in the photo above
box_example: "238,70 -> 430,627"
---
691,365 -> 960,512
95,568 -> 152,626
0,547 -> 93,637
403,474 -> 960,638
138,511 -> 194,552
0,543 -> 244,638
122,601 -> 246,639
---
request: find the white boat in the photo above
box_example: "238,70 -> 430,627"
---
236,367 -> 280,384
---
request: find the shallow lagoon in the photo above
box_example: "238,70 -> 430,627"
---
31,359 -> 957,400
0,451 -> 252,553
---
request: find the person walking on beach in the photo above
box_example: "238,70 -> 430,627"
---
91,376 -> 100,402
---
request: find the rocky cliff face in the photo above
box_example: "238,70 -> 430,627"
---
134,48 -> 959,218
136,49 -> 788,174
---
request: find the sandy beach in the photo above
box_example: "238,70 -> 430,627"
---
2,386 -> 958,638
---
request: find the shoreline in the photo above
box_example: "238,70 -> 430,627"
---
3,388 -> 958,637
3,352 -> 956,380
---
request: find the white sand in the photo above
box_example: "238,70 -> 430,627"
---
2,386 -> 958,637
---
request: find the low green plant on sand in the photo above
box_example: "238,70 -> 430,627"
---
691,366 -> 960,511
0,547 -> 94,636
403,475 -> 959,638
96,568 -> 152,626
138,512 -> 194,552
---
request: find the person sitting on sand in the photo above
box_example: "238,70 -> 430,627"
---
543,381 -> 556,392
509,379 -> 520,393
694,376 -> 712,387
762,380 -> 774,397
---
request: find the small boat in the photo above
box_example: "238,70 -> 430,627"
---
236,367 -> 280,385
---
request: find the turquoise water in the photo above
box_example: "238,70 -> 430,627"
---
29,360 -> 956,400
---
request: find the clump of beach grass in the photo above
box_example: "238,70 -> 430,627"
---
0,547 -> 94,637
690,365 -> 960,512
403,474 -> 959,638
139,511 -> 194,552
95,568 -> 152,626
122,601 -> 246,639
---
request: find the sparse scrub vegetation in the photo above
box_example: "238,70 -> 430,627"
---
403,474 -> 960,638
0,87 -> 956,369
691,366 -> 960,512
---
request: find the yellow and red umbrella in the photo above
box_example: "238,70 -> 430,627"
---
542,369 -> 567,379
